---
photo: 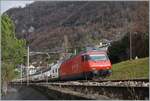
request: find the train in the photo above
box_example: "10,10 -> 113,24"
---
16,49 -> 112,82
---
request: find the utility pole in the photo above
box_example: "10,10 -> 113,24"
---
74,49 -> 77,55
64,35 -> 69,53
21,64 -> 22,85
126,6 -> 132,60
130,32 -> 132,60
46,64 -> 48,84
125,9 -> 132,61
27,46 -> 29,85
41,71 -> 42,81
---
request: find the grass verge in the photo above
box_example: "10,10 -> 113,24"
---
107,57 -> 149,80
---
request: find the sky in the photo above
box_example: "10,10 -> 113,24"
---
1,0 -> 34,14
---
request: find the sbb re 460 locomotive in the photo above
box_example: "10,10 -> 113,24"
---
60,50 -> 112,81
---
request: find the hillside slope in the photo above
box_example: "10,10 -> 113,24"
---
5,1 -> 148,51
107,57 -> 149,80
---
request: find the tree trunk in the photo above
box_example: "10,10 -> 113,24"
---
2,81 -> 8,95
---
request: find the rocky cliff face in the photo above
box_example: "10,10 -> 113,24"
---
5,1 -> 149,51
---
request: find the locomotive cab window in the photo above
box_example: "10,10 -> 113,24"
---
81,55 -> 84,61
82,54 -> 107,61
81,55 -> 89,61
89,54 -> 108,61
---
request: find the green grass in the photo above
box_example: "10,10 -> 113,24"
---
106,57 -> 149,80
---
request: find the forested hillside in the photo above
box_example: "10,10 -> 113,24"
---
5,1 -> 148,52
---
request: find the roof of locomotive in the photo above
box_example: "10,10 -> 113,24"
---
80,50 -> 107,56
60,49 -> 107,64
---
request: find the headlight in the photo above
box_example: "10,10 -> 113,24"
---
106,67 -> 110,69
92,68 -> 96,70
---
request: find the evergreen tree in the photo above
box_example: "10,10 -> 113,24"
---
108,32 -> 149,64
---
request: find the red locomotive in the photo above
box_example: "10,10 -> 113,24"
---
60,50 -> 112,80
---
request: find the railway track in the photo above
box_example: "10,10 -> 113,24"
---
11,78 -> 149,100
42,79 -> 149,100
93,78 -> 149,82
12,78 -> 149,87
40,78 -> 149,87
